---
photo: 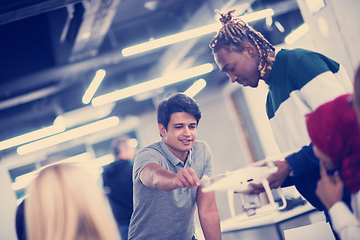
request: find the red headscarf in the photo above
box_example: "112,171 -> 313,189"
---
306,94 -> 360,194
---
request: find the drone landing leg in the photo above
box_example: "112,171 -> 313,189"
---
227,189 -> 236,218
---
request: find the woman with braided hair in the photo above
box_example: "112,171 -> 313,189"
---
211,10 -> 353,239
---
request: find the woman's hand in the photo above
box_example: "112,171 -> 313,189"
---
315,160 -> 343,210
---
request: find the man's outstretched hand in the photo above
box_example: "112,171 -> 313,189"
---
174,168 -> 201,189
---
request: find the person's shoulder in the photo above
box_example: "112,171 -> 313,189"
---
138,141 -> 161,153
102,160 -> 118,174
194,139 -> 207,146
276,48 -> 314,59
281,48 -> 331,60
193,140 -> 211,152
275,48 -> 329,72
136,141 -> 165,159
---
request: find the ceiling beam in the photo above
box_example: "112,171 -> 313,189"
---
69,0 -> 120,62
0,50 -> 162,108
0,0 -> 82,25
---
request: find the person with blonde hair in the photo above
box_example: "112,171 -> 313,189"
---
25,163 -> 120,240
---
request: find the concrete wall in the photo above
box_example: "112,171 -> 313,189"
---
297,0 -> 360,80
0,163 -> 18,240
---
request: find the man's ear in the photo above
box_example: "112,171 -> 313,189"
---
243,42 -> 257,57
158,123 -> 166,137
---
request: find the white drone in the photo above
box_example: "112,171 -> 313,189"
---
201,153 -> 295,222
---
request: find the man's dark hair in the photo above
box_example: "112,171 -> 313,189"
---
157,93 -> 201,131
111,135 -> 131,157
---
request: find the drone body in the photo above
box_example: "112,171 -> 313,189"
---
202,165 -> 278,193
201,162 -> 287,221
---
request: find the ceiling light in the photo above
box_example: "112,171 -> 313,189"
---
78,154 -> 115,170
144,1 -> 159,11
91,63 -> 214,106
82,69 -> 106,104
81,32 -> 91,39
122,9 -> 274,57
184,79 -> 207,98
275,21 -> 285,32
285,23 -> 309,45
0,122 -> 65,151
12,152 -> 101,191
266,16 -> 273,28
17,116 -> 120,155
133,88 -> 165,102
55,102 -> 115,129
122,24 -> 220,56
0,103 -> 116,153
241,8 -> 274,22
59,152 -> 92,164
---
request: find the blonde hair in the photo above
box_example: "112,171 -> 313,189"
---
210,10 -> 275,78
25,163 -> 120,240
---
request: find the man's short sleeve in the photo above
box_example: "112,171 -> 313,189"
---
133,146 -> 164,181
201,141 -> 214,178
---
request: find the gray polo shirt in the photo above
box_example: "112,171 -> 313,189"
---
128,140 -> 213,240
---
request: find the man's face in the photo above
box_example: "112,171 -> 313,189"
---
159,112 -> 197,161
214,44 -> 261,88
313,145 -> 337,170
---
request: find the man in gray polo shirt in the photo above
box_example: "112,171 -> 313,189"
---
128,93 -> 221,240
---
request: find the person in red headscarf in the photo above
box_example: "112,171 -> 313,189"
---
305,64 -> 360,240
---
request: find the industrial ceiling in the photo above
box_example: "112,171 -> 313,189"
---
0,0 -> 304,161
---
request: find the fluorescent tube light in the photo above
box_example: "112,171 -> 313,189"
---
184,79 -> 207,98
78,154 -> 115,170
82,69 -> 106,104
12,152 -> 91,190
241,8 -> 274,23
55,102 -> 115,129
0,122 -> 65,151
266,16 -> 273,27
0,103 -> 116,152
60,152 -> 92,164
11,152 -> 106,191
12,171 -> 38,191
80,154 -> 116,176
17,116 -> 120,155
122,23 -> 220,56
92,63 -> 213,106
122,9 -> 274,57
275,21 -> 285,33
285,23 -> 309,45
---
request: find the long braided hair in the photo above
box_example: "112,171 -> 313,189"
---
210,10 -> 275,78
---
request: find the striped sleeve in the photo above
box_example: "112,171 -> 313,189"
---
293,53 -> 353,110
